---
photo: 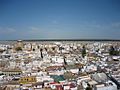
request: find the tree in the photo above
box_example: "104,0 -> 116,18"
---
86,87 -> 92,90
32,48 -> 35,51
44,48 -> 47,51
86,84 -> 92,90
96,49 -> 99,52
63,71 -> 76,80
52,47 -> 55,51
109,46 -> 119,56
82,45 -> 86,58
15,47 -> 22,51
37,45 -> 40,49
0,49 -> 5,53
0,73 -> 4,75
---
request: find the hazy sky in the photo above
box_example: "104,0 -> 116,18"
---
0,0 -> 120,40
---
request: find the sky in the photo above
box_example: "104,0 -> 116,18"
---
0,0 -> 120,40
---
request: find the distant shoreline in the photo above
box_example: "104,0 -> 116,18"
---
0,39 -> 120,42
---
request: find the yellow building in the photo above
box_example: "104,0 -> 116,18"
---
14,40 -> 24,52
16,40 -> 24,48
19,76 -> 36,84
2,69 -> 22,76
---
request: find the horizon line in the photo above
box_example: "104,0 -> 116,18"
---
0,39 -> 120,41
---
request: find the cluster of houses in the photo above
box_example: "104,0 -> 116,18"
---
0,40 -> 120,90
